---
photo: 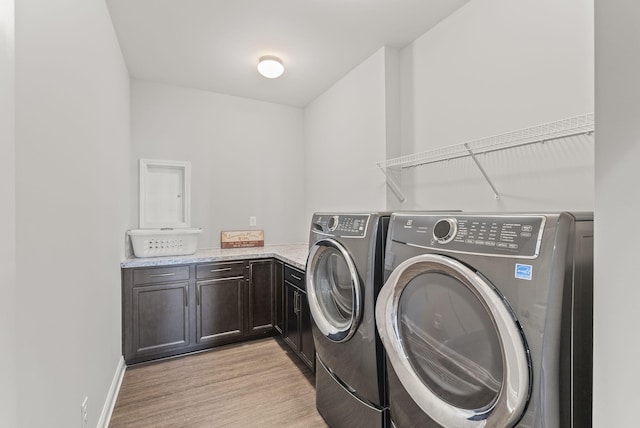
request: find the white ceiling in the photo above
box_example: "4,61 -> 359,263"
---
106,0 -> 470,108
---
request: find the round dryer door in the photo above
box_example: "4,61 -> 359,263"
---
306,238 -> 362,342
376,254 -> 531,428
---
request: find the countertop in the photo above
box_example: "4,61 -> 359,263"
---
120,243 -> 310,270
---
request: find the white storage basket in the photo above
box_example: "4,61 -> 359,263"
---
128,228 -> 202,258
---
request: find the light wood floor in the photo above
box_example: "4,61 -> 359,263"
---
109,337 -> 328,428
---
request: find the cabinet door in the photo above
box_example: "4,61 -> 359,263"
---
131,282 -> 190,359
298,290 -> 316,371
196,277 -> 245,345
274,260 -> 284,335
283,283 -> 300,352
248,260 -> 274,334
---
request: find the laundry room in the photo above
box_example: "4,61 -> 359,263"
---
1,0 -> 637,427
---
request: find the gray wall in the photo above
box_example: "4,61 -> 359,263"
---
14,0 -> 130,426
129,0 -> 596,241
304,47 -> 390,221
1,0 -> 613,425
0,0 -> 16,425
301,0 -> 594,217
593,0 -> 640,424
398,0 -> 594,212
130,79 -> 307,247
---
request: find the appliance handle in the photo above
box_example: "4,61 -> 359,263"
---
149,272 -> 175,278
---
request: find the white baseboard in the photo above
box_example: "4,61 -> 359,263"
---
98,356 -> 126,428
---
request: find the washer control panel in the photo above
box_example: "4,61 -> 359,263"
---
312,214 -> 370,237
391,214 -> 546,258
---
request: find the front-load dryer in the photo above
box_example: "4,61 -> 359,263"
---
306,212 -> 390,428
375,212 -> 593,428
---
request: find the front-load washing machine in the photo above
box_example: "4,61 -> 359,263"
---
306,212 -> 390,428
376,212 -> 593,428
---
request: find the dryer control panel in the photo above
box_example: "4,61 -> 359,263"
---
311,214 -> 370,237
391,214 -> 546,258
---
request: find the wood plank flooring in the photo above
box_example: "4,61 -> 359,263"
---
109,337 -> 328,428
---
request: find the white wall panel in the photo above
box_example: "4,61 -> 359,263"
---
398,0 -> 594,212
14,0 -> 130,426
0,0 -> 16,425
304,47 -> 389,222
131,80 -> 306,247
594,0 -> 640,425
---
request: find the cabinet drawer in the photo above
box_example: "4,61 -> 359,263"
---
197,261 -> 246,280
132,266 -> 190,285
284,265 -> 305,290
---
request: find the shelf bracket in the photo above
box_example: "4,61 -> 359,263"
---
464,143 -> 500,199
377,164 -> 406,203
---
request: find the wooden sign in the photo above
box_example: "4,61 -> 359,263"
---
221,230 -> 264,249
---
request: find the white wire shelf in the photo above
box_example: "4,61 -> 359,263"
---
377,113 -> 595,201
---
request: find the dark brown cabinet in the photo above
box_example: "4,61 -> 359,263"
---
122,259 -> 276,365
283,282 -> 299,350
132,282 -> 190,356
282,265 -> 315,371
248,260 -> 274,335
273,260 -> 284,334
196,262 -> 246,345
123,266 -> 192,363
298,288 -> 315,369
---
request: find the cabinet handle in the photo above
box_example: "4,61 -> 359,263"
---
294,291 -> 300,314
197,283 -> 200,306
149,272 -> 176,278
198,275 -> 245,285
290,274 -> 302,281
210,267 -> 231,273
184,287 -> 188,307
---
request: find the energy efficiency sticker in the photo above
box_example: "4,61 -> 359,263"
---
515,263 -> 533,281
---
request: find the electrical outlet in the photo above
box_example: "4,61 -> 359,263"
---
81,397 -> 88,428
249,216 -> 257,227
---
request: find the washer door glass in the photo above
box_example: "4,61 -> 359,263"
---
307,239 -> 361,342
376,254 -> 531,428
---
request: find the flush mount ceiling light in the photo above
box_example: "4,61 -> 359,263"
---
257,55 -> 284,79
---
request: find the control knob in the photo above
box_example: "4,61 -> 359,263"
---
433,218 -> 457,244
327,216 -> 340,232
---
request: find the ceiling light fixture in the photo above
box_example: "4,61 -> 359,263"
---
257,55 -> 284,79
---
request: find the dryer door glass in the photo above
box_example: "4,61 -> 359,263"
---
398,272 -> 502,409
307,239 -> 362,343
376,254 -> 530,428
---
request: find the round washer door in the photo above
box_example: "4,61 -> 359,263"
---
306,238 -> 362,342
375,254 -> 531,428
